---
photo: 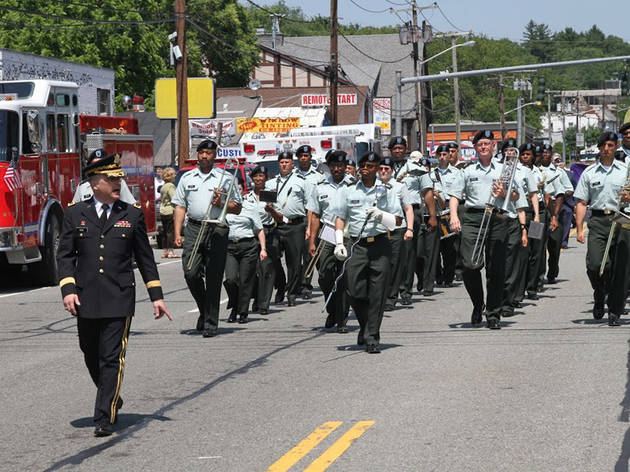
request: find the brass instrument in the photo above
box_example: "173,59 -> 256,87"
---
599,164 -> 630,276
471,147 -> 520,267
187,156 -> 240,271
304,220 -> 336,279
432,168 -> 455,240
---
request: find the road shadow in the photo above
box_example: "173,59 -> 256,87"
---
571,319 -> 607,325
335,343 -> 403,352
615,338 -> 630,471
179,327 -> 247,336
70,413 -> 170,431
448,321 -> 517,329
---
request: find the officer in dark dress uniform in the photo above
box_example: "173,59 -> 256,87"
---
57,152 -> 171,437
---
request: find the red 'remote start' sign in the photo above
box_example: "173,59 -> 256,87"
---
301,93 -> 358,107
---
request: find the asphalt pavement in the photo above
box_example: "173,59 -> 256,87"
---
2,234 -> 630,471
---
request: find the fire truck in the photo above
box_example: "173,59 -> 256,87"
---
0,80 -> 156,285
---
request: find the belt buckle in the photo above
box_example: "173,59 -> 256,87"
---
604,210 -> 612,215
366,236 -> 375,243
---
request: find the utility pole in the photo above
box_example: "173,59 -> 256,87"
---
547,91 -> 552,144
329,0 -> 338,126
498,75 -> 505,140
451,36 -> 461,148
411,2 -> 422,149
271,14 -> 281,50
516,96 -> 523,145
175,0 -> 189,169
561,95 -> 566,160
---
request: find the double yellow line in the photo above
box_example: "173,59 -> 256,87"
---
266,421 -> 374,472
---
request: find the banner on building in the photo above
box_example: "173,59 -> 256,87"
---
236,117 -> 300,133
372,97 -> 391,135
301,93 -> 358,107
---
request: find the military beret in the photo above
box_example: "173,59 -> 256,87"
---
534,145 -> 543,154
388,136 -> 407,149
87,148 -> 107,165
196,139 -> 218,152
519,143 -> 535,153
326,150 -> 347,164
619,122 -> 630,134
472,130 -> 494,144
542,144 -> 553,152
346,158 -> 356,168
84,152 -> 124,178
435,145 -> 449,154
277,151 -> 294,161
419,157 -> 432,168
501,138 -> 518,152
598,131 -> 619,147
359,151 -> 381,165
380,157 -> 394,168
447,142 -> 459,150
249,165 -> 268,177
295,145 -> 312,156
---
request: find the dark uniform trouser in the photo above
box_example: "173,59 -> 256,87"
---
502,217 -> 528,315
224,238 -> 259,316
300,238 -> 314,293
78,316 -> 131,425
437,233 -> 457,285
346,235 -> 391,346
514,209 -> 534,303
182,222 -> 229,331
527,205 -> 548,295
537,207 -> 550,288
460,209 -> 509,320
560,203 -> 574,247
401,207 -> 439,297
318,241 -> 348,325
387,228 -> 406,306
255,226 -> 277,311
276,221 -> 306,299
586,214 -> 630,314
546,203 -> 563,280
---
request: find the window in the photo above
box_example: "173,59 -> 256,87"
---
46,114 -> 57,151
55,94 -> 70,107
22,113 -> 36,154
57,115 -> 69,152
97,88 -> 111,115
0,111 -> 19,162
0,82 -> 34,98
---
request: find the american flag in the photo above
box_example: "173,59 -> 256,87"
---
4,162 -> 22,192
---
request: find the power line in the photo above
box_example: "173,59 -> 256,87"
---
1,5 -> 171,24
385,0 -> 412,6
436,3 -> 466,33
241,0 -> 327,24
347,0 -> 391,14
340,31 -> 411,64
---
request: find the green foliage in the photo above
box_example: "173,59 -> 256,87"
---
563,125 -> 603,156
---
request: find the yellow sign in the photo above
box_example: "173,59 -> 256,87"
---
236,117 -> 300,133
155,78 -> 215,119
625,109 -> 630,124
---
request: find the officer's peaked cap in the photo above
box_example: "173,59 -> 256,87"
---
84,152 -> 124,178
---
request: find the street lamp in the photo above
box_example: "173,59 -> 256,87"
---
507,100 -> 542,145
395,40 -> 475,138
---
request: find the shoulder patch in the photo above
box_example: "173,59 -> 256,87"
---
133,202 -> 142,209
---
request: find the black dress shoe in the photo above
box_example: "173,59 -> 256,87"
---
547,277 -> 557,284
287,297 -> 297,307
202,330 -> 217,338
238,315 -> 248,324
471,305 -> 484,325
227,311 -> 237,323
251,303 -> 259,312
366,344 -> 381,354
487,318 -> 501,330
302,290 -> 312,300
260,309 -> 269,315
274,291 -> 285,304
94,423 -> 113,437
337,325 -> 348,334
384,303 -> 394,312
511,301 -> 523,308
324,314 -> 335,329
609,313 -> 621,326
455,273 -> 463,281
196,315 -> 204,331
422,290 -> 434,297
400,297 -> 412,306
593,305 -> 606,320
526,292 -> 539,301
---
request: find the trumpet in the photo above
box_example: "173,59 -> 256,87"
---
470,147 -> 519,267
599,164 -> 630,276
187,156 -> 240,271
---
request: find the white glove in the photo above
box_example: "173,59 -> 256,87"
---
334,243 -> 347,261
380,211 -> 397,231
335,229 -> 345,245
366,206 -> 383,222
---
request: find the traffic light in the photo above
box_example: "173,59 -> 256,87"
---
536,76 -> 546,102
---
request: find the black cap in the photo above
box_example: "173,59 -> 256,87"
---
542,144 -> 552,152
472,130 -> 494,144
277,151 -> 294,161
380,157 -> 394,168
326,150 -> 347,164
346,158 -> 356,168
519,142 -> 535,153
359,151 -> 381,165
84,152 -> 124,178
501,138 -> 518,152
598,131 -> 619,147
295,145 -> 312,156
619,122 -> 630,134
196,139 -> 218,152
249,165 -> 268,177
419,157 -> 431,168
534,145 -> 543,155
447,142 -> 459,150
388,136 -> 407,149
435,144 -> 449,154
87,148 -> 107,164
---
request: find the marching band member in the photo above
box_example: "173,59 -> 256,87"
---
575,132 -> 630,326
334,152 -> 403,353
224,200 -> 267,324
172,139 -> 242,337
618,122 -> 630,159
449,130 -> 521,329
307,150 -> 352,331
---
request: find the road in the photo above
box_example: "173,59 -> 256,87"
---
2,235 -> 630,471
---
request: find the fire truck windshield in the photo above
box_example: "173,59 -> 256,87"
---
0,111 -> 19,162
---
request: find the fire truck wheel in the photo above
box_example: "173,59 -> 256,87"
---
31,213 -> 61,286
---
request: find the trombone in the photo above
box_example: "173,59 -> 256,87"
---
187,156 -> 240,271
470,148 -> 520,267
599,163 -> 630,276
305,220 -> 336,278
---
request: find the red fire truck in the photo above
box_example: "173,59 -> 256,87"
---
0,79 -> 156,285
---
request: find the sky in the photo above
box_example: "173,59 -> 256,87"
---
243,0 -> 630,44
